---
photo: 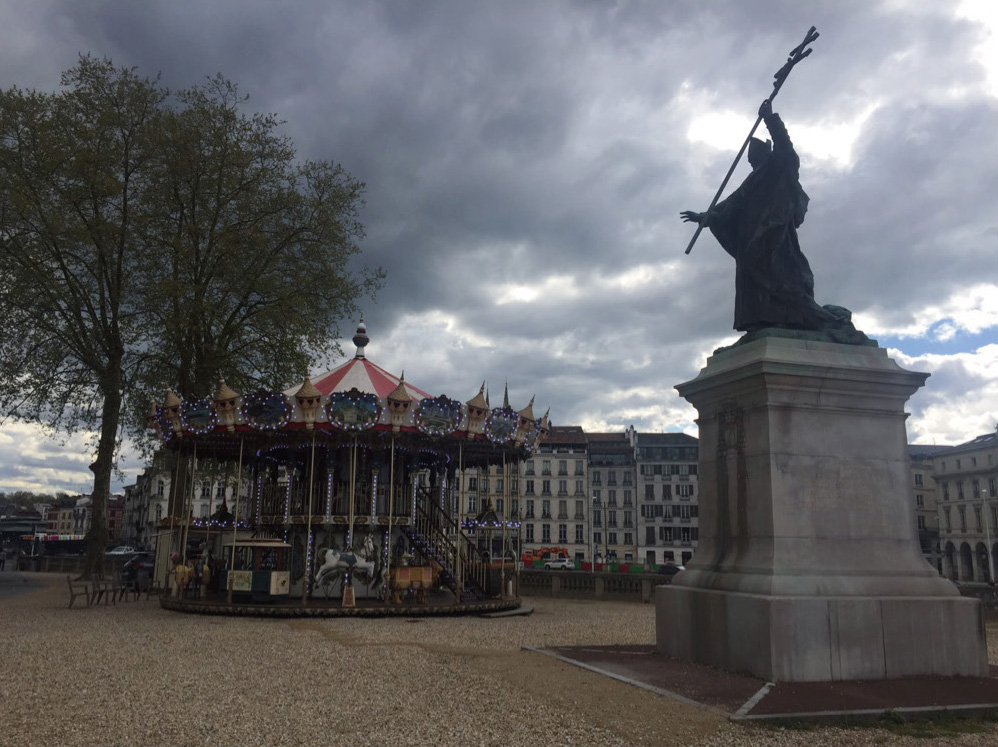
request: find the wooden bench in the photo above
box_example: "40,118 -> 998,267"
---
67,575 -> 92,608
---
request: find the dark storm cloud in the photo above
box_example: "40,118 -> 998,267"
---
0,0 -> 995,491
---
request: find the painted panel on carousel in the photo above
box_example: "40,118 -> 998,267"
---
485,406 -> 518,444
415,395 -> 464,436
326,389 -> 381,431
180,397 -> 217,434
241,391 -> 292,430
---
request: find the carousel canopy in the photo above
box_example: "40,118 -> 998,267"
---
285,317 -> 432,400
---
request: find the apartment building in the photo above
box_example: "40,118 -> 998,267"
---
587,432 -> 637,563
909,444 -> 948,573
520,425 -> 589,560
934,431 -> 998,582
628,428 -> 699,566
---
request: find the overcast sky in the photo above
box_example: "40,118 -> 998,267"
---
1,0 -> 996,496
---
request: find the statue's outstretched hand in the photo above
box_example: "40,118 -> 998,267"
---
759,99 -> 773,118
681,210 -> 706,226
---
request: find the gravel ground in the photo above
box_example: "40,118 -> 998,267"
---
2,573 -> 997,747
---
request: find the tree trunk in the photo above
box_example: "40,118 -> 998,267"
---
83,371 -> 122,579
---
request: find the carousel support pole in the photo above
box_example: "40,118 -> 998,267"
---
385,435 -> 395,605
303,430 -> 317,604
181,441 -> 198,562
343,437 -> 358,608
456,444 -> 463,604
228,436 -> 245,604
167,448 -> 185,595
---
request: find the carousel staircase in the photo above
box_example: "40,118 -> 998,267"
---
401,488 -> 497,602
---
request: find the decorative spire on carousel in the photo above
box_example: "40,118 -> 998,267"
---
387,371 -> 414,432
352,313 -> 369,359
293,374 -> 323,429
213,374 -> 241,432
465,382 -> 489,438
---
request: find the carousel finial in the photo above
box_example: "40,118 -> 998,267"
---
352,314 -> 369,359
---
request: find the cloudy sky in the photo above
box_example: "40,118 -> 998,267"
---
0,0 -> 995,496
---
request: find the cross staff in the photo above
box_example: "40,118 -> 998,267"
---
684,26 -> 819,255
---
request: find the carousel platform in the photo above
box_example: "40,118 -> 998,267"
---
160,590 -> 522,618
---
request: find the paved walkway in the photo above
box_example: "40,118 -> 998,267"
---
529,644 -> 998,722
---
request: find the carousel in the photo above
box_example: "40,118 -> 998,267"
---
150,319 -> 547,617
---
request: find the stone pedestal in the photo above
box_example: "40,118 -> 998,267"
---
656,337 -> 987,682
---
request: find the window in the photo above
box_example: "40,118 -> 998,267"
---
662,484 -> 672,500
916,494 -> 924,507
944,506 -> 952,531
608,490 -> 617,505
525,500 -> 534,519
575,500 -> 584,519
482,478 -> 490,494
623,490 -> 632,506
575,480 -> 584,495
157,480 -> 165,497
592,470 -> 601,485
542,524 -> 551,542
511,478 -> 518,494
200,503 -> 209,518
973,480 -> 980,499
525,524 -> 534,542
593,510 -> 602,528
917,515 -> 926,530
956,459 -> 962,469
558,480 -> 568,496
608,532 -> 618,545
677,484 -> 695,498
608,471 -> 617,486
574,461 -> 584,476
558,460 -> 568,476
467,496 -> 477,514
914,474 -> 923,487
558,524 -> 567,543
525,462 -> 535,476
468,477 -> 478,491
943,483 -> 950,501
959,505 -> 967,532
216,483 -> 224,498
645,484 -> 655,500
542,460 -> 551,476
542,480 -> 551,496
575,524 -> 584,543
496,478 -> 503,493
958,483 -> 965,500
496,498 -> 504,514
991,478 -> 997,495
975,506 -> 982,532
511,499 -> 518,516
624,533 -> 633,546
594,531 -> 602,546
608,510 -> 617,527
542,500 -> 551,518
526,480 -> 535,495
200,483 -> 210,498
558,500 -> 568,518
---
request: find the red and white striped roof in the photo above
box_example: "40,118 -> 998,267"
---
307,357 -> 432,399
288,318 -> 432,400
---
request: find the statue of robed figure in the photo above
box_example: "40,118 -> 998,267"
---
681,28 -> 870,345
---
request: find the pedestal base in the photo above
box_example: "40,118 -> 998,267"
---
659,336 -> 989,681
656,585 -> 987,681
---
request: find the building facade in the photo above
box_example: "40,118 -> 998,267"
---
909,444 -> 948,574
934,432 -> 998,583
587,432 -> 636,563
629,429 -> 699,566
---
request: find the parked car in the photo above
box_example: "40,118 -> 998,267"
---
657,563 -> 685,576
105,545 -> 136,556
120,552 -> 155,584
544,556 -> 574,570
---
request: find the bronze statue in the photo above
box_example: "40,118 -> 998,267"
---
681,28 -> 870,345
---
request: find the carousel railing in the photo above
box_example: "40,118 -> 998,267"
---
406,487 -> 496,600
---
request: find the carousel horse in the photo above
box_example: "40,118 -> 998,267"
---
314,546 -> 384,599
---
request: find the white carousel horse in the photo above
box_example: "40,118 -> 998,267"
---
314,546 -> 383,599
